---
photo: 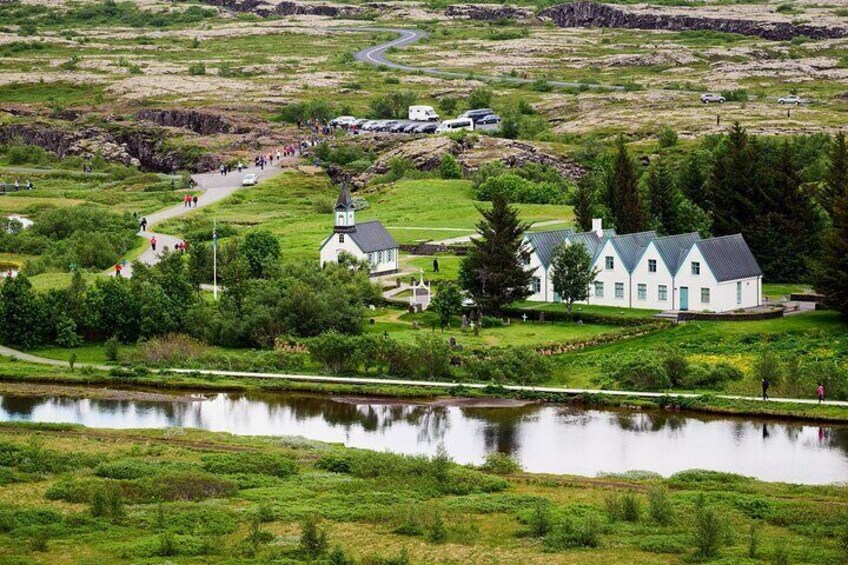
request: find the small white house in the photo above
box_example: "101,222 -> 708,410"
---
524,219 -> 763,313
319,183 -> 399,276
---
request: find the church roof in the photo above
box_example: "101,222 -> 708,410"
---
335,182 -> 353,210
349,220 -> 398,253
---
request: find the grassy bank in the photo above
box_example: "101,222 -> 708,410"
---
0,423 -> 846,564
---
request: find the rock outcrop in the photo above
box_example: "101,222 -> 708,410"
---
539,1 -> 848,41
198,0 -> 364,17
445,4 -> 535,21
135,109 -> 249,135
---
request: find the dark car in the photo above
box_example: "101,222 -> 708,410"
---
477,114 -> 501,125
377,120 -> 399,132
402,123 -> 420,133
414,123 -> 439,134
460,108 -> 495,123
389,122 -> 409,133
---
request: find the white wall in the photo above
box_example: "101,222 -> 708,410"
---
587,240 -> 629,307
365,247 -> 399,275
320,234 -> 399,275
630,242 -> 675,310
525,243 -> 549,302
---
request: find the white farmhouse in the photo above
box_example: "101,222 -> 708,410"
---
319,183 -> 399,276
524,219 -> 763,313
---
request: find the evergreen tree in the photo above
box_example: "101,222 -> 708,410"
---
550,243 -> 599,312
822,131 -> 848,217
0,274 -> 46,348
605,136 -> 648,233
816,178 -> 848,313
678,151 -> 708,208
646,158 -> 680,235
459,191 -> 533,317
706,122 -> 760,236
573,173 -> 598,232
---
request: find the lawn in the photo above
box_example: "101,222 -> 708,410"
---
515,301 -> 662,319
0,423 -> 844,564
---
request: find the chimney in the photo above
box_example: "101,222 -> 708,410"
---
592,218 -> 603,238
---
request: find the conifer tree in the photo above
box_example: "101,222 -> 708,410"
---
605,136 -> 648,233
573,173 -> 598,232
822,131 -> 848,217
646,158 -> 680,235
706,122 -> 760,236
817,165 -> 848,313
460,191 -> 533,317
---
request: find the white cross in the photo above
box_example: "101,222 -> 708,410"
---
522,313 -> 528,323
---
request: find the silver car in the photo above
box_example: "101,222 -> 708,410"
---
778,94 -> 802,105
700,93 -> 726,104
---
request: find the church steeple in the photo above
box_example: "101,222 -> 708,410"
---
334,182 -> 355,233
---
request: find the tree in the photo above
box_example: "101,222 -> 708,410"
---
572,174 -> 598,232
0,274 -> 46,348
822,130 -> 848,217
241,230 -> 281,279
706,122 -> 761,236
816,183 -> 848,313
645,158 -> 680,235
605,136 -> 648,233
678,151 -> 708,208
549,243 -> 599,312
459,191 -> 533,322
466,86 -> 493,110
439,154 -> 462,179
430,281 -> 463,329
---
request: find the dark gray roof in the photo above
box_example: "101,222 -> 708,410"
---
610,231 -> 658,272
569,230 -> 612,261
349,220 -> 398,253
335,182 -> 353,210
526,229 -> 575,267
652,232 -> 702,274
693,234 -> 763,282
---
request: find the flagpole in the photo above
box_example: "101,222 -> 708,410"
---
213,219 -> 218,301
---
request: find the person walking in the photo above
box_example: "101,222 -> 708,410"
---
114,263 -> 122,277
140,217 -> 148,231
762,378 -> 769,401
151,236 -> 157,252
192,195 -> 198,207
433,258 -> 439,273
818,383 -> 825,404
237,161 -> 243,173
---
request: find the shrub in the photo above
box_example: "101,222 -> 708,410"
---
638,534 -> 687,553
467,86 -> 493,110
95,459 -> 159,480
187,62 -> 205,75
692,503 -> 725,559
104,336 -> 120,362
137,333 -> 208,364
308,331 -> 363,373
661,348 -> 689,387
442,467 -> 509,495
90,483 -> 125,521
475,173 -> 563,205
480,452 -> 521,475
648,486 -> 674,525
426,511 -> 447,543
603,356 -> 670,391
657,126 -> 678,148
0,506 -> 62,533
201,452 -> 297,478
620,492 -> 642,522
753,350 -> 783,387
439,154 -> 462,179
721,88 -> 748,102
463,347 -> 552,385
544,514 -> 602,550
143,470 -> 237,502
527,501 -> 553,537
299,515 -> 328,559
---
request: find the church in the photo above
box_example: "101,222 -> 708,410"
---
319,183 -> 399,276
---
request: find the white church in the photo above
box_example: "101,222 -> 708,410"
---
319,183 -> 399,276
524,219 -> 763,313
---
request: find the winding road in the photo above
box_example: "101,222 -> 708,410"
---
349,27 -> 624,91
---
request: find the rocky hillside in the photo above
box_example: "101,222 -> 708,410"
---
539,1 -> 848,41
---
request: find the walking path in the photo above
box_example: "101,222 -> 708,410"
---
1,343 -> 845,408
113,163 -> 288,278
432,219 -> 571,246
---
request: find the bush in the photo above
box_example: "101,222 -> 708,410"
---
90,483 -> 125,521
104,336 -> 120,361
527,501 -> 553,537
299,515 -> 328,559
657,126 -> 678,148
620,492 -> 642,522
439,154 -> 462,179
638,534 -> 687,553
479,452 -> 522,475
308,331 -> 363,373
187,62 -> 205,75
201,452 -> 297,478
137,334 -> 208,364
95,459 -> 159,480
442,467 -> 509,495
475,173 -> 564,205
692,503 -> 725,559
143,470 -> 237,502
603,356 -> 670,391
463,347 -> 552,386
0,506 -> 62,533
544,514 -> 602,550
466,86 -> 492,110
648,486 -> 674,525
661,348 -> 688,387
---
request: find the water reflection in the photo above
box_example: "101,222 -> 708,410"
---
1,390 -> 847,485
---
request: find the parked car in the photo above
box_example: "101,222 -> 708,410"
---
700,93 -> 725,104
436,118 -> 474,134
378,121 -> 400,132
459,108 -> 495,123
389,122 -> 409,133
414,123 -> 439,134
477,114 -> 501,125
779,94 -> 802,105
331,115 -> 357,127
352,118 -> 370,127
408,105 -> 439,122
242,173 -> 259,186
402,123 -> 420,133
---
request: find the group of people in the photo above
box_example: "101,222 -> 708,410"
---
762,378 -> 827,404
183,194 -> 198,207
0,179 -> 33,193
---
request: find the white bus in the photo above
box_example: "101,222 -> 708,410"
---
435,118 -> 474,134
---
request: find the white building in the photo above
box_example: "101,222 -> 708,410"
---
525,220 -> 763,313
319,183 -> 399,276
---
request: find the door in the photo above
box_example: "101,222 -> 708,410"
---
680,287 -> 689,311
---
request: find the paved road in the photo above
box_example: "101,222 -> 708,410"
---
0,343 -> 845,408
347,27 -> 624,91
114,164 -> 287,277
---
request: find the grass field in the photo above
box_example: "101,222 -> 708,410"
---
0,423 -> 845,564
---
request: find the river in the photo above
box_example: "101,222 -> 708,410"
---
1,389 -> 846,484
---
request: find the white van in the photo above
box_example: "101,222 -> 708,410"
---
408,105 -> 439,122
435,118 -> 474,134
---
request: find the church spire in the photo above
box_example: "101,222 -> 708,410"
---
334,182 -> 355,232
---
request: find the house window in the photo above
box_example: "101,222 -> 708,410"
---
387,249 -> 394,262
648,259 -> 657,273
615,282 -> 624,299
736,281 -> 742,305
338,233 -> 344,243
367,253 -> 373,264
701,287 -> 710,304
691,261 -> 700,275
531,277 -> 541,293
523,255 -> 531,266
605,256 -> 615,270
594,281 -> 604,298
637,284 -> 647,300
377,251 -> 383,263
658,285 -> 667,301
